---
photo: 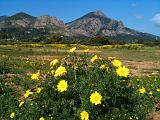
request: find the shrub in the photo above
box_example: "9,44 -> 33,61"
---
4,48 -> 157,120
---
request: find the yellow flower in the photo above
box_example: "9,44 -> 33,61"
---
100,65 -> 108,70
24,89 -> 33,98
129,117 -> 133,120
74,64 -> 78,70
149,91 -> 153,95
157,88 -> 160,92
90,91 -> 102,105
39,117 -> 45,120
50,59 -> 59,67
31,71 -> 40,80
108,57 -> 116,60
19,101 -> 24,107
57,80 -> 68,92
10,112 -> 15,118
50,66 -> 53,70
90,55 -> 98,63
116,66 -> 129,77
139,87 -> 146,94
54,66 -> 67,77
84,49 -> 89,53
80,110 -> 89,120
51,69 -> 55,76
112,59 -> 122,67
69,47 -> 76,53
37,87 -> 43,93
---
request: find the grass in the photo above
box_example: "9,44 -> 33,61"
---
0,44 -> 159,77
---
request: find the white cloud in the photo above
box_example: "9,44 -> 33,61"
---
135,15 -> 144,20
152,13 -> 160,26
131,3 -> 137,7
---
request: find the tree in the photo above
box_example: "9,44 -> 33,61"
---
88,36 -> 111,45
45,35 -> 63,44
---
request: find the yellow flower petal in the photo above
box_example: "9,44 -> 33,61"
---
57,80 -> 68,92
108,57 -> 116,60
80,110 -> 89,120
10,112 -> 15,118
39,117 -> 45,120
112,59 -> 122,67
139,87 -> 146,94
37,87 -> 43,93
100,65 -> 108,70
157,88 -> 160,92
24,89 -> 33,98
84,49 -> 89,53
54,66 -> 67,77
116,66 -> 129,77
69,47 -> 76,53
19,101 -> 24,107
90,55 -> 98,63
90,91 -> 102,105
31,71 -> 40,80
149,91 -> 153,95
50,59 -> 59,67
51,69 -> 55,76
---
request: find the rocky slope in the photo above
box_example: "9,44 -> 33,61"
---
66,11 -> 157,40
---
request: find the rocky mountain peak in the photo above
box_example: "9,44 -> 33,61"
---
0,12 -> 36,28
66,11 -> 126,37
88,10 -> 106,17
118,21 -> 124,28
9,12 -> 36,20
34,15 -> 65,29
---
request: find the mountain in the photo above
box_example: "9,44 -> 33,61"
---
0,12 -> 65,29
0,12 -> 36,28
0,16 -> 8,22
66,11 -> 158,40
0,12 -> 71,37
0,11 -> 159,42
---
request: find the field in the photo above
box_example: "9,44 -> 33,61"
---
0,44 -> 160,120
0,44 -> 160,77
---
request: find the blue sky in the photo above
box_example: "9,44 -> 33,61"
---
0,0 -> 160,36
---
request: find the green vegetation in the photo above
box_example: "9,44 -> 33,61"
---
0,44 -> 159,119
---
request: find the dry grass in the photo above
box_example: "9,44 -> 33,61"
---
124,61 -> 160,77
